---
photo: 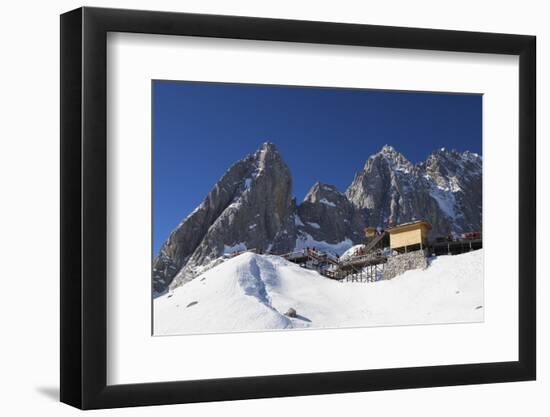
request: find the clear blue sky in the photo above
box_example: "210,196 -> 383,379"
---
153,80 -> 482,254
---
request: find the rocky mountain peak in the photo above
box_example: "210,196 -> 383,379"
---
380,144 -> 397,154
303,181 -> 342,204
365,144 -> 413,173
297,180 -> 365,247
427,148 -> 481,164
153,141 -> 297,294
255,141 -> 279,159
259,141 -> 277,152
346,144 -> 482,237
423,148 -> 482,184
249,141 -> 283,171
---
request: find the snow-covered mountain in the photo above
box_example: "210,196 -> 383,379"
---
154,250 -> 484,335
154,143 -> 482,293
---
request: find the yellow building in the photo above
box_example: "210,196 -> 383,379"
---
364,227 -> 377,238
386,220 -> 431,252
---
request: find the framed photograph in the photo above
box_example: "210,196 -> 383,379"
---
60,7 -> 536,409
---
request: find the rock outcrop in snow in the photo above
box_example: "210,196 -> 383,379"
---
154,143 -> 482,293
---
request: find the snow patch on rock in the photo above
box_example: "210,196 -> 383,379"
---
319,198 -> 336,207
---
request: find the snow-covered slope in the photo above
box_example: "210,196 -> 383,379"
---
154,250 -> 484,335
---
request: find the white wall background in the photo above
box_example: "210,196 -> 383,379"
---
0,0 -> 545,415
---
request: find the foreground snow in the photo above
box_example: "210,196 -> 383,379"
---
154,250 -> 484,335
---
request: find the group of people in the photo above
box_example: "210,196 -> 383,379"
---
352,246 -> 367,257
304,247 -> 323,257
229,248 -> 266,257
303,247 -> 340,261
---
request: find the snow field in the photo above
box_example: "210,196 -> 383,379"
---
154,250 -> 484,335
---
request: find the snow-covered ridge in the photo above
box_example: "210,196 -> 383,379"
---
154,250 -> 484,335
372,144 -> 482,176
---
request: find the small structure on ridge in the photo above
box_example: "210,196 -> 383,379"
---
386,220 -> 431,253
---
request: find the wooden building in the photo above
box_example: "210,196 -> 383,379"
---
386,220 -> 431,253
364,227 -> 377,238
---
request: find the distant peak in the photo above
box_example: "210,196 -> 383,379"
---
430,148 -> 481,159
259,141 -> 277,152
252,142 -> 281,165
306,181 -> 322,195
432,147 -> 453,155
304,181 -> 341,203
363,144 -> 411,172
464,150 -> 482,159
311,181 -> 338,190
380,144 -> 396,153
376,144 -> 407,161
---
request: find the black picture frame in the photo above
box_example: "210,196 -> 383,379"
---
60,6 -> 536,410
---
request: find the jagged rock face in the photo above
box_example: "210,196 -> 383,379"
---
346,145 -> 482,237
346,145 -> 419,227
297,182 -> 364,244
347,145 -> 414,211
421,149 -> 483,235
153,143 -> 296,292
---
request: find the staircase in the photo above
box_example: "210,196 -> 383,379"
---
363,231 -> 387,253
282,248 -> 386,282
